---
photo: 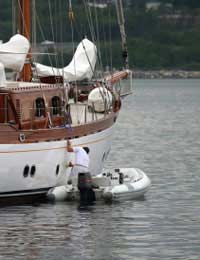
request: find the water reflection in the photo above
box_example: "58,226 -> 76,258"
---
0,80 -> 200,260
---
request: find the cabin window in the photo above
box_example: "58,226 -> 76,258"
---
51,96 -> 61,116
35,98 -> 45,117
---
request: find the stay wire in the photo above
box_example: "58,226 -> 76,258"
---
59,0 -> 64,68
93,0 -> 104,77
108,3 -> 113,71
67,2 -> 96,81
34,8 -> 55,74
82,0 -> 100,78
48,0 -> 59,69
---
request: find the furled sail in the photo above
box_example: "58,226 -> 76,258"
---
0,34 -> 30,72
34,38 -> 97,82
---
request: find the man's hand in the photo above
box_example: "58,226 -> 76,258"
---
65,161 -> 73,168
68,161 -> 73,167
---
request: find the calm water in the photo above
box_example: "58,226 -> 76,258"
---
0,79 -> 200,260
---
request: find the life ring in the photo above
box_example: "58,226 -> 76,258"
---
19,133 -> 26,142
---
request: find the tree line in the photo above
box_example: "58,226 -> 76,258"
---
0,1 -> 200,70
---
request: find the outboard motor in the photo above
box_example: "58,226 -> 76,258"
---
78,172 -> 95,205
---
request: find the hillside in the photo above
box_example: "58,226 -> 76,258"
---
0,1 -> 200,70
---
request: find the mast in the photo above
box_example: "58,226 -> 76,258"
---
115,0 -> 129,69
18,0 -> 32,81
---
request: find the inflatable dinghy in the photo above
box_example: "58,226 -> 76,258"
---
47,168 -> 151,202
93,168 -> 151,202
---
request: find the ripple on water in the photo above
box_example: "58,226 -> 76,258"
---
1,80 -> 200,260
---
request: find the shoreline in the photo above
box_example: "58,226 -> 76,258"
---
133,70 -> 200,79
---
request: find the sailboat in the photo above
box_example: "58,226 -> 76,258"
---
0,0 -> 132,201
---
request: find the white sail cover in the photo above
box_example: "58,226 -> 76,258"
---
34,38 -> 97,82
0,34 -> 30,72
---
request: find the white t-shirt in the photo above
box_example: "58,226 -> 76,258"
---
73,147 -> 89,168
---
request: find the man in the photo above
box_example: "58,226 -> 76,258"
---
66,140 -> 90,187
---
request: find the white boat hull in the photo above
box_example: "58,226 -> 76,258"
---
0,126 -> 113,198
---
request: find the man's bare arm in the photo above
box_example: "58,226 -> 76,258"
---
67,140 -> 74,152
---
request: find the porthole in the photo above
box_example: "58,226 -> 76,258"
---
56,165 -> 60,175
30,165 -> 36,177
23,165 -> 29,178
19,133 -> 26,142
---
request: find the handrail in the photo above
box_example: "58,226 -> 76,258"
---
0,100 -> 113,129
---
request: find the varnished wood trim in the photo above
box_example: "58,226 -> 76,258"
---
0,112 -> 118,144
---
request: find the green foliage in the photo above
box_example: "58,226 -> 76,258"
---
0,1 -> 200,70
173,0 -> 200,9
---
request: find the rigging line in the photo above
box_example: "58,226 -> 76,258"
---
93,0 -> 104,78
93,0 -> 101,57
83,0 -> 100,77
81,40 -> 95,76
115,0 -> 129,69
69,0 -> 75,68
48,0 -> 55,44
17,0 -> 28,37
100,5 -> 109,69
75,3 -> 96,78
35,9 -> 54,69
108,3 -> 113,71
32,0 -> 37,49
54,0 -> 60,70
68,0 -> 78,104
68,2 -> 95,83
0,51 -> 56,55
83,0 -> 96,43
69,2 -> 93,46
88,2 -> 112,100
12,0 -> 16,34
59,0 -> 64,68
30,68 -> 50,117
83,0 -> 102,79
48,0 -> 58,69
55,0 -> 63,71
54,1 -> 58,47
82,0 -> 107,86
34,10 -> 46,44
